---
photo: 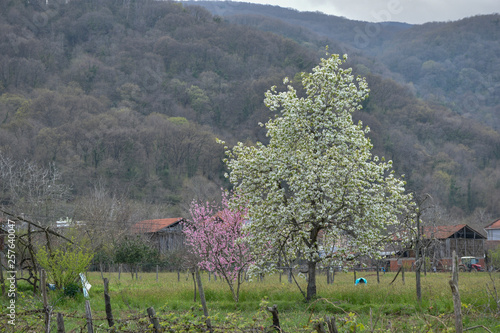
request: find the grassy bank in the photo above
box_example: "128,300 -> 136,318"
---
1,270 -> 499,332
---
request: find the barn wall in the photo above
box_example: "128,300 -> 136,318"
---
440,238 -> 484,257
150,224 -> 185,254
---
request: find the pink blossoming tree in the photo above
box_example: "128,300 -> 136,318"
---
183,192 -> 252,303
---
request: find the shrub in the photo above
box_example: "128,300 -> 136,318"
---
35,238 -> 94,289
489,247 -> 500,270
63,282 -> 81,298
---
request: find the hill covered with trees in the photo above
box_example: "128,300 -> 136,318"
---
191,1 -> 500,129
0,0 -> 499,228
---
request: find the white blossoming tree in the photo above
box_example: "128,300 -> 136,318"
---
221,53 -> 412,301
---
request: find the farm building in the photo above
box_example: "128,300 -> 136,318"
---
388,224 -> 486,271
421,224 -> 486,258
132,218 -> 185,254
484,218 -> 500,253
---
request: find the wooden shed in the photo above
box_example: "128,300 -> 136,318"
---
132,218 -> 185,254
422,224 -> 486,258
388,224 -> 486,272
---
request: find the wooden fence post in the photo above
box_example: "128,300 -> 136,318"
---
0,256 -> 5,296
156,265 -> 159,282
449,251 -> 463,333
266,304 -> 280,331
313,316 -> 339,333
195,267 -> 213,333
326,316 -> 339,333
402,266 -> 405,285
57,312 -> 65,333
103,278 -> 114,328
147,307 -> 161,333
118,264 -> 121,280
313,321 -> 327,333
85,300 -> 94,333
99,263 -> 104,280
41,269 -> 51,333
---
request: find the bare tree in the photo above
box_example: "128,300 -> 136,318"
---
73,182 -> 135,260
180,175 -> 222,215
0,152 -> 70,224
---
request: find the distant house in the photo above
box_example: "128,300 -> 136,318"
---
484,219 -> 500,253
132,218 -> 185,254
485,219 -> 500,240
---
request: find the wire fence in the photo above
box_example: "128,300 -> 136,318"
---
0,267 -> 353,333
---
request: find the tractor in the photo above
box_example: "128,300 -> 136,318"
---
459,256 -> 484,272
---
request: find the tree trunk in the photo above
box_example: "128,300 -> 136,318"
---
236,271 -> 242,303
57,312 -> 65,333
376,261 -> 380,284
192,270 -> 197,302
306,260 -> 317,301
224,274 -> 238,303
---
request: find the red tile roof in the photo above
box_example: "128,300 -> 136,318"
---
422,224 -> 467,239
132,218 -> 183,234
485,219 -> 500,230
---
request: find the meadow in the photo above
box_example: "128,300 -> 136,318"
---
1,270 -> 499,332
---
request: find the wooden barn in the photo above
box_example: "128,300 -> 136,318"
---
422,224 -> 486,259
132,218 -> 185,254
388,224 -> 486,271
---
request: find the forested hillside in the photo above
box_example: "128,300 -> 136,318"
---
0,0 -> 499,227
0,0 -> 319,218
190,1 -> 500,130
374,15 -> 500,128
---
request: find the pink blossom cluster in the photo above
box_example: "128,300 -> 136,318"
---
184,192 -> 253,283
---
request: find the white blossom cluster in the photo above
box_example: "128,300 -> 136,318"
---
221,53 -> 413,275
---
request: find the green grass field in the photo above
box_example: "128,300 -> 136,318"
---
1,270 -> 500,332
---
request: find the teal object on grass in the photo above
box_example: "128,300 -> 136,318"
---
355,278 -> 367,285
